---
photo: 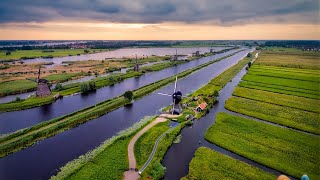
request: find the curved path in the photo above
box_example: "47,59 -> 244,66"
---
123,116 -> 168,180
123,114 -> 181,180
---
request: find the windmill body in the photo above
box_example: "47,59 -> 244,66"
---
36,66 -> 51,97
133,54 -> 139,71
158,76 -> 183,115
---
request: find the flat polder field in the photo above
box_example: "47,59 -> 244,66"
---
184,47 -> 320,180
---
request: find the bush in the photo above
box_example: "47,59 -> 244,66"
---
247,53 -> 252,57
248,61 -> 252,67
123,90 -> 133,101
15,96 -> 21,102
213,90 -> 219,97
80,81 -> 96,93
54,83 -> 64,91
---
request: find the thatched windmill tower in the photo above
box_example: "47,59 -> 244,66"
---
133,54 -> 139,71
36,66 -> 51,97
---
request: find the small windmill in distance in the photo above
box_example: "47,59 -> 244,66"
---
158,76 -> 183,115
35,66 -> 51,97
133,54 -> 139,71
172,49 -> 178,61
210,47 -> 214,53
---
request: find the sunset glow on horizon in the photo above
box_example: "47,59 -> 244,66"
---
0,0 -> 319,40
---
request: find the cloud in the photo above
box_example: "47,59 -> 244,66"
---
0,0 -> 318,25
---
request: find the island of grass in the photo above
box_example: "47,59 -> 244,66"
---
205,112 -> 320,179
182,147 -> 276,180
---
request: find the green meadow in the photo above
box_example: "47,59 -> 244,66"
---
182,147 -> 276,180
205,112 -> 320,180
225,96 -> 320,134
233,86 -> 320,113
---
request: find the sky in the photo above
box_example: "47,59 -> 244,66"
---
0,0 -> 319,40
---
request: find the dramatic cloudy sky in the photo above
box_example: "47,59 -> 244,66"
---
0,0 -> 319,40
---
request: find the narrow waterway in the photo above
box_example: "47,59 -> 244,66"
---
0,48 -> 241,134
0,49 -> 252,180
162,63 -> 296,180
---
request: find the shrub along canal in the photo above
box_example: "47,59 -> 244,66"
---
0,48 -> 240,134
0,49 -> 252,180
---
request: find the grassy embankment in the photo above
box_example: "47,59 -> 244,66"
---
0,50 -> 243,157
134,121 -> 170,168
0,49 -> 109,61
50,49 -> 256,180
205,112 -> 320,179
0,48 -> 238,112
182,147 -> 276,180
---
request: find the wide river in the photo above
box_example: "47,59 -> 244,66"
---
21,47 -> 228,64
0,48 -> 236,134
0,49 -> 252,180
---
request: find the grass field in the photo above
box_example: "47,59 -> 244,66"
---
233,86 -> 320,113
254,48 -> 320,70
0,49 -> 108,61
182,147 -> 276,180
242,74 -> 320,92
0,79 -> 37,96
238,81 -> 320,99
134,121 -> 170,167
225,97 -> 320,134
248,65 -> 320,83
205,112 -> 320,179
44,72 -> 86,83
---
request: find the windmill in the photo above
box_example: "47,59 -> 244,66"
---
172,49 -> 178,61
210,47 -> 214,53
133,54 -> 139,71
158,76 -> 183,115
35,66 -> 51,97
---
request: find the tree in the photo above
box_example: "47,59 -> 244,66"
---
84,49 -> 90,53
248,61 -> 252,68
88,81 -> 96,90
247,53 -> 252,57
6,51 -> 11,55
123,90 -> 133,101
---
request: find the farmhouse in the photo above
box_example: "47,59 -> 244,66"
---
196,102 -> 207,112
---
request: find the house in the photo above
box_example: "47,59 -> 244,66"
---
196,102 -> 207,112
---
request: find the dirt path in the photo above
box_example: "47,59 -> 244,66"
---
123,116 -> 168,180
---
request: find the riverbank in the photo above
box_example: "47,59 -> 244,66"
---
0,50 -> 243,157
0,48 -> 237,112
